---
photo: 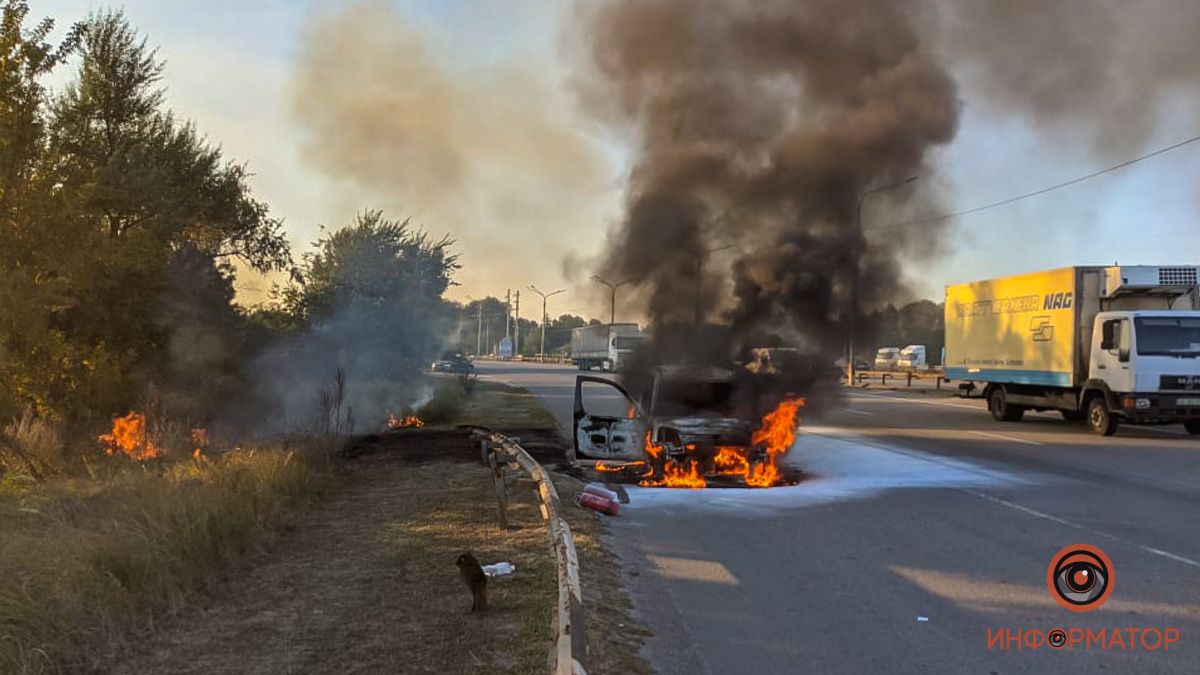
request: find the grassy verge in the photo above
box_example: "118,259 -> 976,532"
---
107,457 -> 556,675
0,442 -> 331,673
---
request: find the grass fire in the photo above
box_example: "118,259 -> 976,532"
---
98,411 -> 163,461
386,413 -> 426,430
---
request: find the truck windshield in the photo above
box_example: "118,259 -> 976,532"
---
654,380 -> 735,416
613,337 -> 645,350
1135,317 -> 1200,356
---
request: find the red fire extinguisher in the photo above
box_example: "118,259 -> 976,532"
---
577,491 -> 619,516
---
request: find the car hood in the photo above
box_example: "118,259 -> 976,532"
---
656,416 -> 755,443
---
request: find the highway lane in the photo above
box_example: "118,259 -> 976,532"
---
476,361 -> 1200,674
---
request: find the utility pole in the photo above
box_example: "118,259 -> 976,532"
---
514,290 -> 520,355
528,285 -> 565,359
504,288 -> 511,340
476,302 -> 482,356
592,275 -> 636,326
848,175 -> 918,385
694,244 -> 735,325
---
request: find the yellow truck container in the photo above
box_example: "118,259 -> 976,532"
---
945,265 -> 1200,435
944,266 -> 1086,387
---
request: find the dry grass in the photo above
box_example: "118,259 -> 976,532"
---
108,457 -> 556,675
0,443 -> 331,674
455,381 -> 559,431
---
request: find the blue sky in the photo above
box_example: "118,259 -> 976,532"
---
35,1 -> 1200,318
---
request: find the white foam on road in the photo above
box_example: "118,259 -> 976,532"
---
623,428 -> 1031,514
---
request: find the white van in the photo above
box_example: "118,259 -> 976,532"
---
874,347 -> 901,370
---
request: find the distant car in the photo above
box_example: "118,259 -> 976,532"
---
874,347 -> 901,370
431,351 -> 474,374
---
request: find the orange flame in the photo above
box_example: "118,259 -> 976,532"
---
626,405 -> 638,419
386,413 -> 425,430
596,460 -> 646,473
713,446 -> 749,475
190,427 -> 209,459
746,397 -> 804,487
638,432 -> 707,489
635,397 -> 804,489
98,412 -> 163,461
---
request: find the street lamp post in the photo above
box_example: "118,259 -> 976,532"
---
591,275 -> 636,326
694,244 -> 735,325
528,285 -> 565,359
847,175 -> 918,385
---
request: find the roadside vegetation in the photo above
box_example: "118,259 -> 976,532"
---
0,435 -> 333,672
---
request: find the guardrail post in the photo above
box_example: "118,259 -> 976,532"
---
882,373 -> 890,385
487,449 -> 509,529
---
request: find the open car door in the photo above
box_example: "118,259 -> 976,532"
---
573,375 -> 646,461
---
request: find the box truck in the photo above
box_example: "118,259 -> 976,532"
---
945,265 -> 1200,435
571,323 -> 646,371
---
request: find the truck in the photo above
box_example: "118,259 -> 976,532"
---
944,265 -> 1200,436
897,344 -> 927,370
874,347 -> 901,370
570,323 -> 646,371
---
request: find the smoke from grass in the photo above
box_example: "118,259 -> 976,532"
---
291,0 -> 615,296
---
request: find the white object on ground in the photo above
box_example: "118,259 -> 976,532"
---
482,562 -> 516,577
917,616 -> 929,622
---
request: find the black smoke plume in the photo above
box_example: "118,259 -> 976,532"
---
576,0 -> 960,363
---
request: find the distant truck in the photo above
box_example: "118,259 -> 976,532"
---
874,347 -> 901,370
897,345 -> 927,370
945,265 -> 1200,435
571,323 -> 646,371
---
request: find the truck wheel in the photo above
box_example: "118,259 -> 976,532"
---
989,388 -> 1025,422
1184,420 -> 1200,435
1087,397 -> 1118,436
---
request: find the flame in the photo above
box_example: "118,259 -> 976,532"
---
626,405 -> 638,419
386,413 -> 425,430
746,397 -> 804,487
596,460 -> 646,473
98,412 -> 163,461
713,446 -> 749,475
634,397 -> 804,489
192,448 -> 203,460
638,432 -> 706,489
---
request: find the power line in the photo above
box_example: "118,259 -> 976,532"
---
897,132 -> 1200,228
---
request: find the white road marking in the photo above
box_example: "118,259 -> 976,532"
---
963,489 -> 1200,570
842,408 -> 874,416
1144,547 -> 1200,569
967,430 -> 1043,446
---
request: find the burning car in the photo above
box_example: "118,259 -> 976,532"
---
573,365 -> 802,488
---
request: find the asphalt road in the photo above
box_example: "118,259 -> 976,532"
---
476,361 -> 1200,674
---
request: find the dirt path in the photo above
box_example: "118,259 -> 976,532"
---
112,454 -> 555,674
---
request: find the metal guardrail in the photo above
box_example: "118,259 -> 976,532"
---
848,368 -> 953,388
478,430 -> 586,675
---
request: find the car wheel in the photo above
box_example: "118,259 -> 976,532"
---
1184,420 -> 1200,435
989,387 -> 1025,422
1087,396 -> 1118,436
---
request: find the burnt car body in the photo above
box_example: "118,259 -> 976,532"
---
573,365 -> 765,477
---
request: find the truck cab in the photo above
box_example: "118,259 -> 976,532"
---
1082,311 -> 1200,434
897,345 -> 927,370
874,347 -> 901,370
